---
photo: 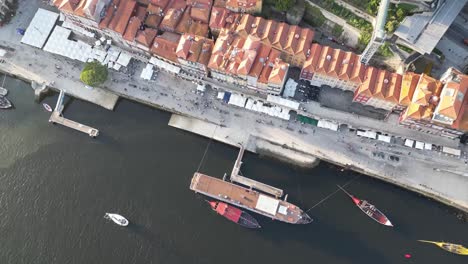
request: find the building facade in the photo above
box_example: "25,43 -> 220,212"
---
208,30 -> 288,95
400,68 -> 468,139
176,33 -> 214,78
300,44 -> 366,91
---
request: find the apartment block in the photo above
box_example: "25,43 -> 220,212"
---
208,30 -> 289,95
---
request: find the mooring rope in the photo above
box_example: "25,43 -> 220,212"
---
196,125 -> 218,173
305,175 -> 361,212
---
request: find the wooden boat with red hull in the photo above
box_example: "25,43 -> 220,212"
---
208,200 -> 261,228
338,185 -> 393,227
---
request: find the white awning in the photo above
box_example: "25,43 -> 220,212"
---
149,57 -> 180,74
357,130 -> 377,139
140,64 -> 153,80
116,52 -> 132,67
21,8 -> 59,48
318,120 -> 339,131
43,26 -> 92,62
377,135 -> 392,143
267,95 -> 300,110
424,143 -> 432,150
255,195 -> 279,215
442,146 -> 461,157
217,92 -> 225,100
197,84 -> 206,92
404,139 -> 414,148
415,141 -> 425,150
228,94 -> 247,108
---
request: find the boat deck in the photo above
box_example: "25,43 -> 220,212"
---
190,173 -> 309,224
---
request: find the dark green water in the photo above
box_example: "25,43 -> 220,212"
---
0,76 -> 466,264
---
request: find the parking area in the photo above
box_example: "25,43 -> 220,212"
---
318,86 -> 388,120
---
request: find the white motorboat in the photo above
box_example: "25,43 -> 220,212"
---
104,213 -> 129,226
0,96 -> 12,109
43,103 -> 52,112
0,87 -> 7,96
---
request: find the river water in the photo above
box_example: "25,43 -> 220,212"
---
0,76 -> 466,264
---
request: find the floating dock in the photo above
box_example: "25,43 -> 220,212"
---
190,172 -> 311,224
230,145 -> 283,197
49,90 -> 99,137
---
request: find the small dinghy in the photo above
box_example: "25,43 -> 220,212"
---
43,103 -> 53,112
0,87 -> 7,96
104,213 -> 129,226
0,96 -> 12,109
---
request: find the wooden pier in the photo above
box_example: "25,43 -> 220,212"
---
49,90 -> 99,137
230,145 -> 283,197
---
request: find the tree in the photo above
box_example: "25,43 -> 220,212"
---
385,20 -> 399,33
80,61 -> 108,87
396,8 -> 405,20
275,0 -> 294,12
331,24 -> 344,38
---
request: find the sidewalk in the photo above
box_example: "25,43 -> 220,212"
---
302,100 -> 462,149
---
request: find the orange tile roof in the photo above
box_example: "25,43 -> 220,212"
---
55,0 -> 81,13
234,14 -> 314,59
302,44 -> 366,83
135,28 -> 157,47
151,32 -> 181,62
435,70 -> 468,121
98,0 -> 121,29
411,74 -> 442,106
123,16 -> 142,41
209,7 -> 239,32
214,0 -> 227,7
228,0 -> 257,7
190,1 -> 212,24
208,30 -> 288,87
150,0 -> 170,9
108,0 -> 137,35
354,68 -> 402,104
160,7 -> 185,32
176,33 -> 214,66
399,72 -> 420,106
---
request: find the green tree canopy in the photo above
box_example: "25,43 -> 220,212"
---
275,0 -> 295,12
80,61 -> 108,87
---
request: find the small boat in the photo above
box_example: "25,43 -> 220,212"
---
43,103 -> 53,112
207,200 -> 261,228
337,185 -> 393,227
418,240 -> 468,255
104,213 -> 129,226
0,87 -> 7,96
0,96 -> 12,109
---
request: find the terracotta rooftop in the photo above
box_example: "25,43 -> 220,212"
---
108,0 -> 137,35
302,44 -> 367,83
135,28 -> 157,47
355,68 -> 402,104
123,16 -> 142,41
176,33 -> 214,66
160,7 -> 186,32
190,1 -> 212,24
399,72 -> 420,106
401,74 -> 442,121
150,0 -> 170,9
434,68 -> 468,122
209,7 -> 239,32
208,30 -> 288,86
234,14 -> 314,58
151,32 -> 181,62
226,0 -> 257,8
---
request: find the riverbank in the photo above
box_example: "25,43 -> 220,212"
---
0,2 -> 466,213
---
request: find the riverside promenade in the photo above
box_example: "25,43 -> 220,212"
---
1,1 -> 467,213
